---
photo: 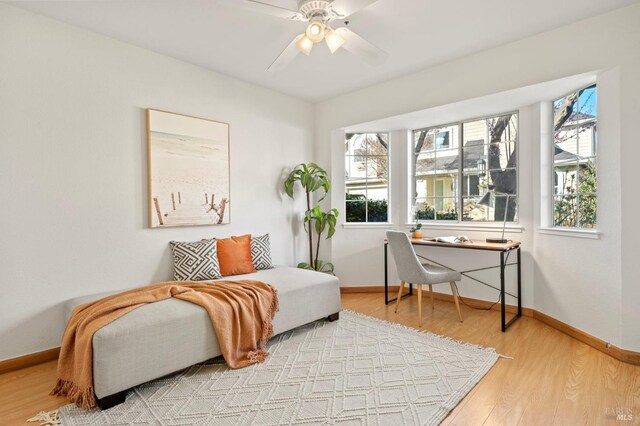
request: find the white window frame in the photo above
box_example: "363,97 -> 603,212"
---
410,112 -> 519,225
550,84 -> 598,230
344,132 -> 390,224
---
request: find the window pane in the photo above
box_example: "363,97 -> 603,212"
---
577,120 -> 596,158
415,151 -> 436,175
415,198 -> 436,221
345,199 -> 366,222
554,195 -> 578,227
345,177 -> 367,198
435,152 -> 459,172
463,197 -> 489,222
493,195 -> 517,222
490,114 -> 518,143
578,194 -> 597,228
436,126 -> 459,151
485,168 -> 517,196
554,91 -> 578,132
414,129 -> 435,153
366,156 -> 388,179
462,140 -> 486,172
578,85 -> 597,118
365,133 -> 388,156
554,163 -> 577,195
578,158 -> 597,194
555,126 -> 579,157
462,120 -> 487,145
345,156 -> 367,179
486,142 -> 517,170
435,198 -> 458,220
367,196 -> 388,222
463,173 -> 482,196
577,85 -> 596,157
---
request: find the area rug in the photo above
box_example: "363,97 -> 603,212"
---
53,310 -> 499,425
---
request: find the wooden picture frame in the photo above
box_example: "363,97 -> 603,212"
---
147,109 -> 230,228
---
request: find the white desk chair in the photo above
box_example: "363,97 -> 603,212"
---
386,230 -> 463,326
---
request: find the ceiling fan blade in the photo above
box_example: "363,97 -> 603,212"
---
329,0 -> 379,18
236,0 -> 304,20
268,35 -> 303,72
335,27 -> 388,66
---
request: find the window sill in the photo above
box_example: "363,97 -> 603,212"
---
536,227 -> 601,239
405,222 -> 524,233
342,222 -> 394,229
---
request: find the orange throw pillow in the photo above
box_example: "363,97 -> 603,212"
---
216,234 -> 256,277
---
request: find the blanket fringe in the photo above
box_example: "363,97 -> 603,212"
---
27,410 -> 60,425
50,378 -> 96,409
259,286 -> 279,349
248,349 -> 269,363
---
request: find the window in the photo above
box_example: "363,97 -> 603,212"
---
412,113 -> 518,222
345,133 -> 389,222
552,84 -> 597,228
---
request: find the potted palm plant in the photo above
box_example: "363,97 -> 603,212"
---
284,163 -> 339,274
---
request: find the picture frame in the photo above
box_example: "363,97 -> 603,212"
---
146,108 -> 230,228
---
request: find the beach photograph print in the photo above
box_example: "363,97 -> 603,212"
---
147,109 -> 230,228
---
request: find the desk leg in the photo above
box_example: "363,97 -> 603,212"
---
500,251 -> 506,332
517,247 -> 522,316
384,242 -> 389,305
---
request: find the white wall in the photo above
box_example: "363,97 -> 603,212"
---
316,5 -> 640,350
0,4 -> 314,361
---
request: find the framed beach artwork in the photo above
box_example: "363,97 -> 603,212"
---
147,109 -> 230,228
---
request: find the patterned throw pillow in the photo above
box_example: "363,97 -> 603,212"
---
251,234 -> 274,270
169,238 -> 221,281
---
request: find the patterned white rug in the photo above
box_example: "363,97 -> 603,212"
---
55,310 -> 499,425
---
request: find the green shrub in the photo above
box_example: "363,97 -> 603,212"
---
345,194 -> 388,222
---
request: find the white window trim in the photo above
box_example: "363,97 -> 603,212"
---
405,222 -> 524,233
537,227 -> 601,239
342,222 -> 394,229
344,132 -> 391,224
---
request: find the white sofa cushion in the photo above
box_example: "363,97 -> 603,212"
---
63,266 -> 341,399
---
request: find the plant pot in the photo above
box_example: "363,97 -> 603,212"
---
411,230 -> 423,239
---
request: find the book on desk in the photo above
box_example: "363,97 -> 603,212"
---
425,235 -> 471,244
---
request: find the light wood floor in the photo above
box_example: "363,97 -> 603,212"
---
1,293 -> 638,425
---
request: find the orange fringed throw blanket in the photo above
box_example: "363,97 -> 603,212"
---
51,280 -> 278,409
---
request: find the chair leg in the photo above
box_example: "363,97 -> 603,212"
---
394,281 -> 405,313
428,284 -> 434,310
417,284 -> 423,327
450,281 -> 463,322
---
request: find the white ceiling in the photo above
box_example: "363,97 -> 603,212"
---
6,0 -> 639,102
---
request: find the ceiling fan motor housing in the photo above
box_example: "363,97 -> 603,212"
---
298,0 -> 335,22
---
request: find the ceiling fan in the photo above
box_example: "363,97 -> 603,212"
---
234,0 -> 387,71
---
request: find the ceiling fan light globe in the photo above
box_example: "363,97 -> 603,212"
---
306,22 -> 325,43
295,34 -> 314,56
324,27 -> 345,53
